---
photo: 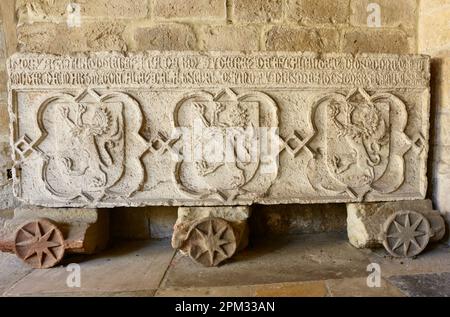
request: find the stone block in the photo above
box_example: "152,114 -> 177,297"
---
233,0 -> 283,23
0,206 -> 109,254
250,204 -> 346,236
343,29 -> 411,54
153,0 -> 226,20
434,112 -> 450,145
347,200 -> 445,249
431,55 -> 450,111
286,0 -> 349,25
201,25 -> 259,50
7,52 -> 430,208
172,206 -> 250,249
350,0 -> 417,29
265,26 -> 339,52
418,5 -> 450,54
17,22 -> 127,54
172,206 -> 250,266
16,0 -> 147,24
133,24 -> 197,50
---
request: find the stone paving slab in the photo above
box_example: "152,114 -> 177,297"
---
160,232 -> 371,288
1,232 -> 449,297
3,240 -> 175,296
156,280 -> 329,297
325,277 -> 405,297
363,243 -> 450,277
0,253 -> 33,295
388,272 -> 450,297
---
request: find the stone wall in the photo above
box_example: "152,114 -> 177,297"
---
1,0 -> 447,240
418,0 -> 450,243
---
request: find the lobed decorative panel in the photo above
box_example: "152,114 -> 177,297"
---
7,52 -> 430,207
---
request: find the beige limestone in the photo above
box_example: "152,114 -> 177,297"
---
153,0 -> 226,20
265,26 -> 339,52
17,22 -> 127,54
286,0 -> 349,25
343,29 -> 411,54
172,206 -> 250,250
172,206 -> 250,266
347,200 -> 445,249
234,0 -> 283,23
201,25 -> 260,51
16,0 -> 148,25
350,0 -> 417,29
133,24 -> 197,51
7,51 -> 430,208
0,206 -> 109,254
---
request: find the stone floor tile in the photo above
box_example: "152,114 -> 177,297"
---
388,272 -> 450,297
362,243 -> 450,277
3,240 -> 175,296
326,277 -> 406,297
0,252 -> 33,295
161,232 -> 371,288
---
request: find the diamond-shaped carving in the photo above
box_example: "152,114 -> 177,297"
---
148,132 -> 179,155
282,130 -> 314,157
14,135 -> 34,159
412,133 -> 426,153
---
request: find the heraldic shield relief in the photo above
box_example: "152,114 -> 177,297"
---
307,88 -> 413,200
173,88 -> 279,203
8,53 -> 430,207
35,89 -> 148,203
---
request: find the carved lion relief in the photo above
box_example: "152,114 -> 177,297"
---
307,88 -> 412,200
172,88 -> 279,203
34,89 -> 148,203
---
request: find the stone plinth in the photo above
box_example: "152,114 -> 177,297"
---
0,206 -> 109,254
172,206 -> 250,266
347,199 -> 445,249
7,52 -> 430,208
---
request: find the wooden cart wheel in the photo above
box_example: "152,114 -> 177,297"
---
382,210 -> 431,258
186,217 -> 237,267
14,219 -> 65,269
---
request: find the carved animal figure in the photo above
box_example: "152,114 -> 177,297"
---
59,103 -> 121,188
329,99 -> 388,184
191,101 -> 254,190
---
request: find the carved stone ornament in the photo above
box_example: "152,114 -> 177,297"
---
186,217 -> 237,267
14,218 -> 65,268
382,210 -> 432,257
8,52 -> 430,207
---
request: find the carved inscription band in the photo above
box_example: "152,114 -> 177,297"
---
8,52 -> 430,207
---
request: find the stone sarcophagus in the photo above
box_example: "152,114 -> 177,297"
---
8,51 -> 430,208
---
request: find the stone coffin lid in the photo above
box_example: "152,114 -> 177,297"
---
7,51 -> 430,208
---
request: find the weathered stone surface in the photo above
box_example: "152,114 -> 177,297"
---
133,24 -> 197,51
265,26 -> 339,52
16,0 -> 148,24
250,203 -> 346,236
7,51 -> 430,208
286,0 -> 349,25
17,22 -> 127,54
0,206 -> 109,254
234,0 -> 283,23
201,25 -> 259,51
347,200 -> 445,249
172,206 -> 250,263
153,0 -> 226,20
343,29 -> 412,54
418,5 -> 450,55
350,0 -> 417,29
